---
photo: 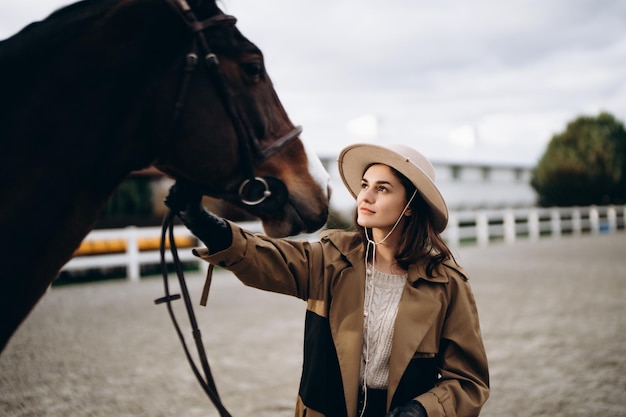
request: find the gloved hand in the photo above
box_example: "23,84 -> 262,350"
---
384,400 -> 428,417
164,179 -> 204,215
164,181 -> 232,253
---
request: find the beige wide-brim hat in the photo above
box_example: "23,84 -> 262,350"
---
338,143 -> 448,232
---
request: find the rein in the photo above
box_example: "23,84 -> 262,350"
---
154,1 -> 302,415
154,211 -> 231,417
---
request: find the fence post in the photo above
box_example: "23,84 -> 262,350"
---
126,226 -> 140,283
528,208 -> 539,241
504,209 -> 516,244
446,211 -> 460,248
571,207 -> 581,236
551,208 -> 561,238
589,206 -> 600,235
476,211 -> 489,246
607,206 -> 617,233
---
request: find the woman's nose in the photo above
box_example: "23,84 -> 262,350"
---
358,188 -> 373,203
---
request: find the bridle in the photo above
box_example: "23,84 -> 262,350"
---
154,1 -> 302,416
162,0 -> 302,208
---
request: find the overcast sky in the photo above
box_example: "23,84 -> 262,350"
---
2,0 -> 625,166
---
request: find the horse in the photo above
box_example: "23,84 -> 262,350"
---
0,0 -> 331,353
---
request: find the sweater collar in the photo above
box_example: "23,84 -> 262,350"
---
321,229 -> 462,286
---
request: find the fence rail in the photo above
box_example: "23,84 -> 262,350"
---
63,205 -> 625,281
443,205 -> 626,247
63,225 -> 203,283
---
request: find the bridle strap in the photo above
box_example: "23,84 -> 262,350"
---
162,0 -> 301,205
255,125 -> 302,163
164,0 -> 257,183
164,45 -> 198,149
190,14 -> 236,31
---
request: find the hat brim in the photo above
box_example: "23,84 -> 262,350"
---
338,144 -> 448,232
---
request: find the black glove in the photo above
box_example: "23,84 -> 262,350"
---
164,179 -> 204,215
384,400 -> 427,417
164,181 -> 232,253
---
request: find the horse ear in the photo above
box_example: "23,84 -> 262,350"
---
187,0 -> 220,16
187,0 -> 217,10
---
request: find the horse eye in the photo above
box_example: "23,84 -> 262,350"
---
242,61 -> 264,80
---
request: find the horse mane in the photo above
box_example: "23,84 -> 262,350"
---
0,0 -> 247,92
0,0 -> 119,66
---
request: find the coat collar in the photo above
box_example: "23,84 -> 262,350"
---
322,229 -> 454,285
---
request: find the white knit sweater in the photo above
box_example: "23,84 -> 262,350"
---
360,265 -> 407,389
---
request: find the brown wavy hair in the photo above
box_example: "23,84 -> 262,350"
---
355,164 -> 455,276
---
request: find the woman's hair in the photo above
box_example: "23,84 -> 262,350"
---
355,164 -> 455,276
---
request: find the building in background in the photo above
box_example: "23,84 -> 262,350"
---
323,157 -> 537,219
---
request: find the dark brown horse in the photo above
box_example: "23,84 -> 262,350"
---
0,0 -> 330,352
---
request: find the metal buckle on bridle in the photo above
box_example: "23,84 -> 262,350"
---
205,52 -> 219,67
238,177 -> 272,206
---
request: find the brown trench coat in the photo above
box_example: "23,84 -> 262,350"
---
194,222 -> 489,417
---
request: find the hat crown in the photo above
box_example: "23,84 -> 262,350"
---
385,144 -> 436,184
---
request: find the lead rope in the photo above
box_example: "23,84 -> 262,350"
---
154,210 -> 233,417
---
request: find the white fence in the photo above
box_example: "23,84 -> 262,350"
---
63,225 -> 204,283
443,205 -> 626,247
63,206 -> 625,281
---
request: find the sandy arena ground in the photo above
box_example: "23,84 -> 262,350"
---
1,233 -> 625,417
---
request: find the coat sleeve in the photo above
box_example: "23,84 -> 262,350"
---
416,268 -> 490,417
192,221 -> 324,301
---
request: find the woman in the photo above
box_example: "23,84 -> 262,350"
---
165,143 -> 489,417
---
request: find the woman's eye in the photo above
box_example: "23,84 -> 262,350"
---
242,61 -> 263,79
377,186 -> 387,192
360,182 -> 368,189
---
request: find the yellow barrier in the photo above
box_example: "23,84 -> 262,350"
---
73,236 -> 197,256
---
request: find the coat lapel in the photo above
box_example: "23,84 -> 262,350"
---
329,243 -> 365,417
386,264 -> 446,406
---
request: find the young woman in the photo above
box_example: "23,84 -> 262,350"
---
165,143 -> 489,417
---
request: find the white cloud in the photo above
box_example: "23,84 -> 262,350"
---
449,125 -> 477,150
346,114 -> 379,141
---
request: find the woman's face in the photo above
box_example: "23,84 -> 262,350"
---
356,164 -> 411,232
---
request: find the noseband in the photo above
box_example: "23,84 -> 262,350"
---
163,0 -> 301,208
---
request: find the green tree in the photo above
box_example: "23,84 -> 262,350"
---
531,112 -> 626,206
101,177 -> 152,217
